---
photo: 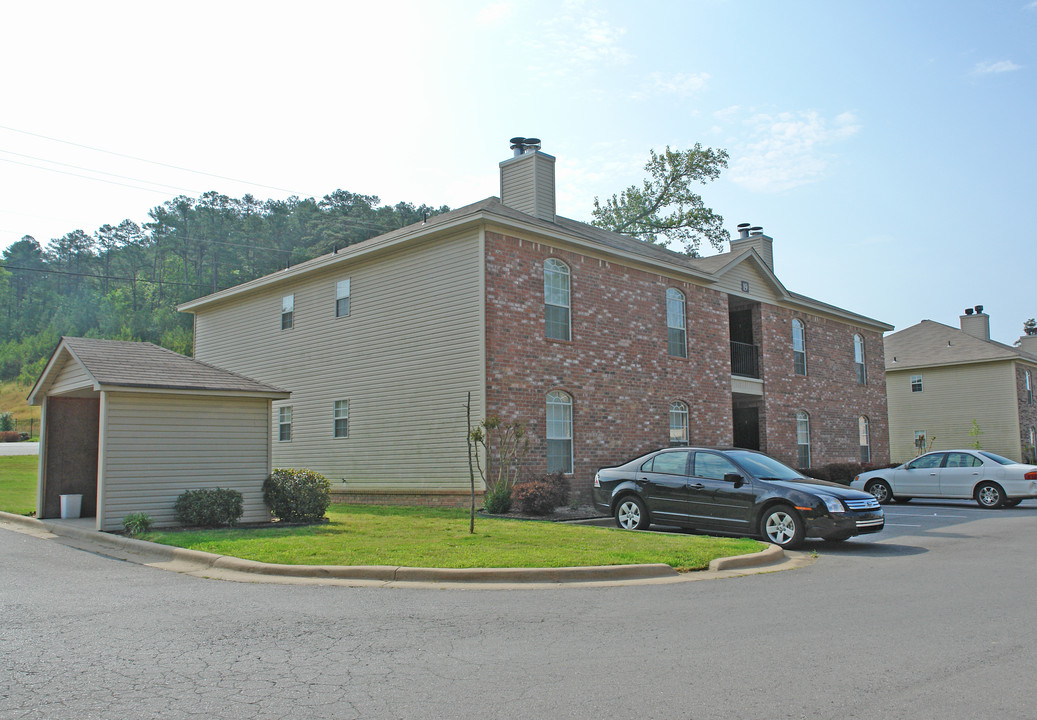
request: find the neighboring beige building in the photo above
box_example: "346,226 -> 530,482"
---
884,308 -> 1037,463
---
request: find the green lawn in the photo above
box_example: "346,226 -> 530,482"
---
0,458 -> 763,571
148,505 -> 763,571
0,456 -> 37,516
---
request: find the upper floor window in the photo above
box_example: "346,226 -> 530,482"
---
669,401 -> 689,445
278,406 -> 292,442
543,258 -> 571,341
1026,369 -> 1033,404
334,400 -> 349,438
546,390 -> 573,474
853,334 -> 866,385
792,319 -> 806,375
796,411 -> 811,468
859,416 -> 871,463
281,294 -> 294,330
911,375 -> 923,393
666,288 -> 687,358
336,278 -> 351,318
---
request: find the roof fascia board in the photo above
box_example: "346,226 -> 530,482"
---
100,386 -> 291,399
885,356 -> 1017,373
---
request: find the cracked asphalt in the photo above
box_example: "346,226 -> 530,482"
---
2,501 -> 1036,719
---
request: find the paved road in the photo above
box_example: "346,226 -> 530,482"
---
0,442 -> 37,456
2,501 -> 1035,720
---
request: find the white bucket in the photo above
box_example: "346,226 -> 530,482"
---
60,494 -> 82,519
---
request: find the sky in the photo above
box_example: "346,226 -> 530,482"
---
2,0 -> 1034,343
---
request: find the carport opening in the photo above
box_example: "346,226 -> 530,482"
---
41,396 -> 99,519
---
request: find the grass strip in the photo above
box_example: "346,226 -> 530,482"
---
0,456 -> 37,516
148,504 -> 762,571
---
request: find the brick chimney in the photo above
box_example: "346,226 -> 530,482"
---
730,223 -> 774,272
499,137 -> 556,222
960,305 -> 990,341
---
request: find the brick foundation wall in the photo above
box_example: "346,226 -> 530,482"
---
484,231 -> 733,502
759,304 -> 890,467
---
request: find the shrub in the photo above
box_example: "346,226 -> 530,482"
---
0,412 -> 13,432
122,512 -> 153,536
263,468 -> 330,523
1,430 -> 20,442
800,461 -> 899,485
513,472 -> 571,515
483,482 -> 512,514
173,488 -> 244,527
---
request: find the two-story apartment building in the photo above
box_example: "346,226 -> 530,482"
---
179,140 -> 891,504
885,308 -> 1037,463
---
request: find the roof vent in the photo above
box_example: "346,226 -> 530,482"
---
509,136 -> 542,156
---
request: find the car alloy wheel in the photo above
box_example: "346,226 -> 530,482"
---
975,482 -> 1004,509
760,505 -> 804,549
866,480 -> 892,504
615,496 -> 648,530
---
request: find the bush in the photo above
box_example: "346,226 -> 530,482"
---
122,512 -> 153,536
263,468 -> 330,523
483,482 -> 512,514
1,430 -> 20,443
513,472 -> 571,515
0,412 -> 13,432
173,488 -> 244,527
800,461 -> 899,485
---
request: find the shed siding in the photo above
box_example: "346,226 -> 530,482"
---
99,392 -> 271,530
192,231 -> 485,490
48,355 -> 93,395
886,361 -> 1019,462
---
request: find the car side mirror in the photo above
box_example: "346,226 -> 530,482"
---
724,473 -> 744,487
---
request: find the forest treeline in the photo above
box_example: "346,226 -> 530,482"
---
0,190 -> 449,384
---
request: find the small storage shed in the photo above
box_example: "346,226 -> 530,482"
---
27,337 -> 290,531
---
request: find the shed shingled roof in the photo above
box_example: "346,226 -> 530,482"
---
59,337 -> 288,394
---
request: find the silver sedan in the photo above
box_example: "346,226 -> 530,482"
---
850,449 -> 1037,508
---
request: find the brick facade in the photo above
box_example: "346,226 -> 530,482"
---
1016,364 -> 1037,462
758,305 -> 890,468
483,231 -> 890,501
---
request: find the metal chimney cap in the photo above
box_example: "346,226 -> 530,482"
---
965,308 -> 974,315
975,304 -> 984,314
736,223 -> 751,228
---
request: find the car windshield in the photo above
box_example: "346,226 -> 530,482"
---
726,451 -> 803,481
979,451 -> 1015,466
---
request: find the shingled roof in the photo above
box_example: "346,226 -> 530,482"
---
884,320 -> 1037,371
28,337 -> 289,404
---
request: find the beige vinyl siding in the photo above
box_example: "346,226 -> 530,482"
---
193,231 -> 485,491
886,361 -> 1020,462
713,261 -> 781,303
48,355 -> 94,395
98,392 -> 271,531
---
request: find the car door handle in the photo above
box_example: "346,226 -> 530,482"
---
930,472 -> 937,476
688,483 -> 704,490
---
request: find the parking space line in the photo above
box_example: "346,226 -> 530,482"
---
886,513 -> 968,519
885,523 -> 922,527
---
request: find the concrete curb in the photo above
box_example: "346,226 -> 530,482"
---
0,510 -> 786,585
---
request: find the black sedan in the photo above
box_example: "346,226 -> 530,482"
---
592,447 -> 884,549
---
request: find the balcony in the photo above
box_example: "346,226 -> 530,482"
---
731,340 -> 760,379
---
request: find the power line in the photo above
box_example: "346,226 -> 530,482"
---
0,156 -> 195,197
0,262 -> 211,290
0,123 -> 315,197
0,147 -> 204,195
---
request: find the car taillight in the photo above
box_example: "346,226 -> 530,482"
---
594,473 -> 601,487
1025,471 -> 1037,480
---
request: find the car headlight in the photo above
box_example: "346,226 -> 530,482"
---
818,495 -> 845,513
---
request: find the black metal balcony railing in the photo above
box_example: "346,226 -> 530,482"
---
731,341 -> 760,379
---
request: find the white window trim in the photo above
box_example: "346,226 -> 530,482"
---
911,375 -> 923,393
666,288 -> 687,358
796,411 -> 811,467
546,390 -> 574,474
669,400 -> 689,445
859,415 -> 871,463
333,399 -> 349,438
543,258 -> 571,341
278,406 -> 293,442
854,334 -> 866,385
336,278 -> 351,318
281,294 -> 294,330
792,319 -> 807,375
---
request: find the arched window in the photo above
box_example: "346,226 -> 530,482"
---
796,411 -> 811,468
792,319 -> 806,375
546,390 -> 573,474
854,334 -> 866,385
859,416 -> 871,463
1026,370 -> 1033,404
666,288 -> 687,358
543,259 -> 571,341
669,401 -> 689,445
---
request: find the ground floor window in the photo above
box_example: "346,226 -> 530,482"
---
859,416 -> 870,463
278,406 -> 292,442
669,401 -> 689,445
796,411 -> 810,468
546,390 -> 573,474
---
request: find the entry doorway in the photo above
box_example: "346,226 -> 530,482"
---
733,405 -> 760,451
41,396 -> 99,519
